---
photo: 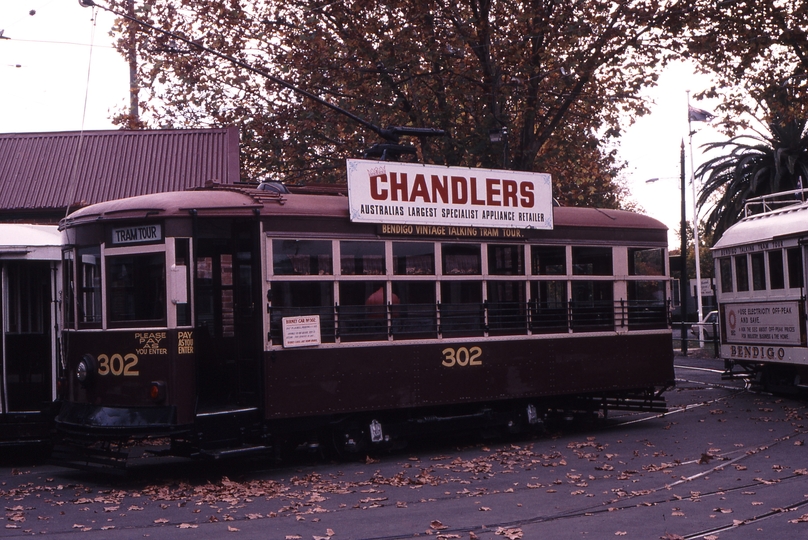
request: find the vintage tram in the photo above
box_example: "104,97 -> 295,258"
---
713,190 -> 808,392
54,161 -> 675,467
0,224 -> 61,447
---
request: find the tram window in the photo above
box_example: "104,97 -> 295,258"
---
751,252 -> 766,290
529,281 -> 568,333
487,281 -> 527,334
393,242 -> 435,275
7,263 -> 46,334
174,238 -> 191,326
107,253 -> 167,325
273,239 -> 333,275
78,246 -> 102,327
270,282 -> 335,344
769,250 -> 785,290
391,281 -> 437,339
440,281 -> 484,337
628,248 -> 664,275
488,245 -> 525,275
787,247 -> 803,288
719,258 -> 733,293
572,247 -> 612,275
531,246 -> 566,275
735,255 -> 749,292
63,249 -> 75,327
627,281 -> 667,328
341,241 -> 385,275
442,243 -> 481,275
338,281 -> 388,341
570,281 -> 614,330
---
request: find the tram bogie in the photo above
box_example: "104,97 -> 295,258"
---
53,174 -> 675,469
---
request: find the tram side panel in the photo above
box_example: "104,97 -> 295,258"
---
263,333 -> 674,419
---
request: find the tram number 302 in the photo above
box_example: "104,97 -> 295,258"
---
441,346 -> 483,367
97,353 -> 140,377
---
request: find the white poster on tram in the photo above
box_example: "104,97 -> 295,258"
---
724,301 -> 803,345
346,159 -> 553,230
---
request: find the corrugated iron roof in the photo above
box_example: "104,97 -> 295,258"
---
0,127 -> 240,213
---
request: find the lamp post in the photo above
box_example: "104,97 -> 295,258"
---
645,139 -> 689,356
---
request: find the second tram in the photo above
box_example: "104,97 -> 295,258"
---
713,190 -> 808,392
54,174 -> 675,467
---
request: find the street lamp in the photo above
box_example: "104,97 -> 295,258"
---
646,139 -> 690,355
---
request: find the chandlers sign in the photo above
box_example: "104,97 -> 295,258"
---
346,159 -> 553,230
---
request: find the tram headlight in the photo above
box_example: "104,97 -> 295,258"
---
76,354 -> 97,385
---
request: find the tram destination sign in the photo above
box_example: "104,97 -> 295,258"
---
346,159 -> 553,230
110,224 -> 163,245
724,301 -> 803,346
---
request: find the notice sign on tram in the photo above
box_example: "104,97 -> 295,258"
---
346,159 -> 553,230
281,315 -> 322,348
724,301 -> 802,346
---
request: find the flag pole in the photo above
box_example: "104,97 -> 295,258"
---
687,90 -> 705,348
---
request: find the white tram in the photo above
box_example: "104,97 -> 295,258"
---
712,190 -> 808,392
0,224 -> 62,446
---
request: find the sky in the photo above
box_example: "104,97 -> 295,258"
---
1,1 -> 723,248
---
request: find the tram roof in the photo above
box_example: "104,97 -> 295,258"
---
0,224 -> 61,259
60,186 -> 667,233
713,201 -> 808,251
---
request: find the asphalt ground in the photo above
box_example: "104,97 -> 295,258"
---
2,350 -> 807,539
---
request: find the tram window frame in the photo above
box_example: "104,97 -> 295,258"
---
77,246 -> 103,328
570,280 -> 614,331
769,250 -> 785,290
529,280 -> 568,333
719,257 -> 733,293
787,247 -> 803,288
487,280 -> 527,335
572,246 -> 613,276
531,245 -> 566,275
272,239 -> 333,276
270,281 -> 336,344
442,243 -> 482,275
390,280 -> 437,339
338,281 -> 388,342
6,262 -> 46,334
171,238 -> 192,327
105,244 -> 167,328
751,252 -> 766,291
340,241 -> 385,275
628,247 -> 665,276
63,249 -> 76,328
440,280 -> 484,337
735,254 -> 750,292
487,244 -> 525,276
392,242 -> 435,275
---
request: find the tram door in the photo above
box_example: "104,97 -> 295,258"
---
194,219 -> 262,413
0,261 -> 54,414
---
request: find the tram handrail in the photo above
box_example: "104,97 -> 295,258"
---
743,188 -> 808,217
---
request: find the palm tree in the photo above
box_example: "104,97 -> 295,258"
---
696,119 -> 808,242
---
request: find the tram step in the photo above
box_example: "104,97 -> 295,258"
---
50,443 -> 130,474
199,444 -> 271,460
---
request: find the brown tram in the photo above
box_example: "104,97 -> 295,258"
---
54,175 -> 675,467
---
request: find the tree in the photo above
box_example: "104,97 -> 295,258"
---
108,0 -> 679,205
675,0 -> 808,130
695,119 -> 808,242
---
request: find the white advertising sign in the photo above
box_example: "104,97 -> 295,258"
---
724,301 -> 802,345
346,159 -> 553,230
281,315 -> 322,348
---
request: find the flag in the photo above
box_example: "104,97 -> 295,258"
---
688,105 -> 715,122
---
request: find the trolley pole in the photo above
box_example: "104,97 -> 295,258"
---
680,139 -> 688,356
